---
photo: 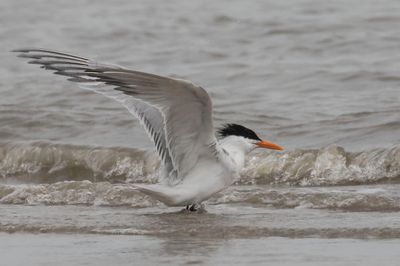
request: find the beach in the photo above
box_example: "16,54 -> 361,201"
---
1,0 -> 400,265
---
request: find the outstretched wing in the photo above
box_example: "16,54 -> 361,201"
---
13,48 -> 216,182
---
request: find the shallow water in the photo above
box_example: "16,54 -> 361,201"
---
1,0 -> 400,265
2,233 -> 400,266
1,204 -> 400,265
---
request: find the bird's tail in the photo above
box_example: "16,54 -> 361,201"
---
133,184 -> 182,206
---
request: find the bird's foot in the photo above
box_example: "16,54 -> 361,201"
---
186,204 -> 197,212
183,203 -> 206,213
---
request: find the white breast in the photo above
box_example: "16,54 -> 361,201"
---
173,157 -> 235,205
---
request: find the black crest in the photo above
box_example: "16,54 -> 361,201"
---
218,123 -> 261,141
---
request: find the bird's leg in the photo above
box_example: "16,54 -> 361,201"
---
184,204 -> 198,212
189,204 -> 198,212
182,204 -> 206,213
190,203 -> 206,212
183,204 -> 198,212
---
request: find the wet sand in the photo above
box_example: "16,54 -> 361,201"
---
1,234 -> 400,266
1,200 -> 400,266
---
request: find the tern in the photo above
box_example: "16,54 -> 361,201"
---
13,49 -> 283,211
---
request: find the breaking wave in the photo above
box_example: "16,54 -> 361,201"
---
1,180 -> 399,211
0,181 -> 156,207
212,185 -> 400,212
0,141 -> 160,184
243,145 -> 400,186
1,141 -> 400,210
0,141 -> 399,186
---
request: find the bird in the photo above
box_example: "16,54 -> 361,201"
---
13,48 -> 283,211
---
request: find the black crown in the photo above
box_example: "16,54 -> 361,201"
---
218,123 -> 261,141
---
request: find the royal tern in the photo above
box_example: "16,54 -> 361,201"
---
13,48 -> 283,211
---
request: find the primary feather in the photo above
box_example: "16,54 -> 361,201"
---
13,48 -> 218,184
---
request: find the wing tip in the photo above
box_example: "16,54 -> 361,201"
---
11,48 -> 89,61
11,48 -> 41,53
10,48 -> 25,53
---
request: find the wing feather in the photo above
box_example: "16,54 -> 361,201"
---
13,48 -> 217,182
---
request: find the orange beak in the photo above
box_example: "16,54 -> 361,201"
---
256,140 -> 284,151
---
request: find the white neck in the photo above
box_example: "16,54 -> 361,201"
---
218,136 -> 256,172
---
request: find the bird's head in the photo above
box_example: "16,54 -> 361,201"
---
218,123 -> 283,153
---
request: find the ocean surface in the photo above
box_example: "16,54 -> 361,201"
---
1,0 -> 400,265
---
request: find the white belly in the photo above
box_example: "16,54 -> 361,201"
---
175,159 -> 234,205
135,159 -> 236,206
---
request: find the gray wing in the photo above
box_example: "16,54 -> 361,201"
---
13,48 -> 216,183
120,98 -> 176,180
